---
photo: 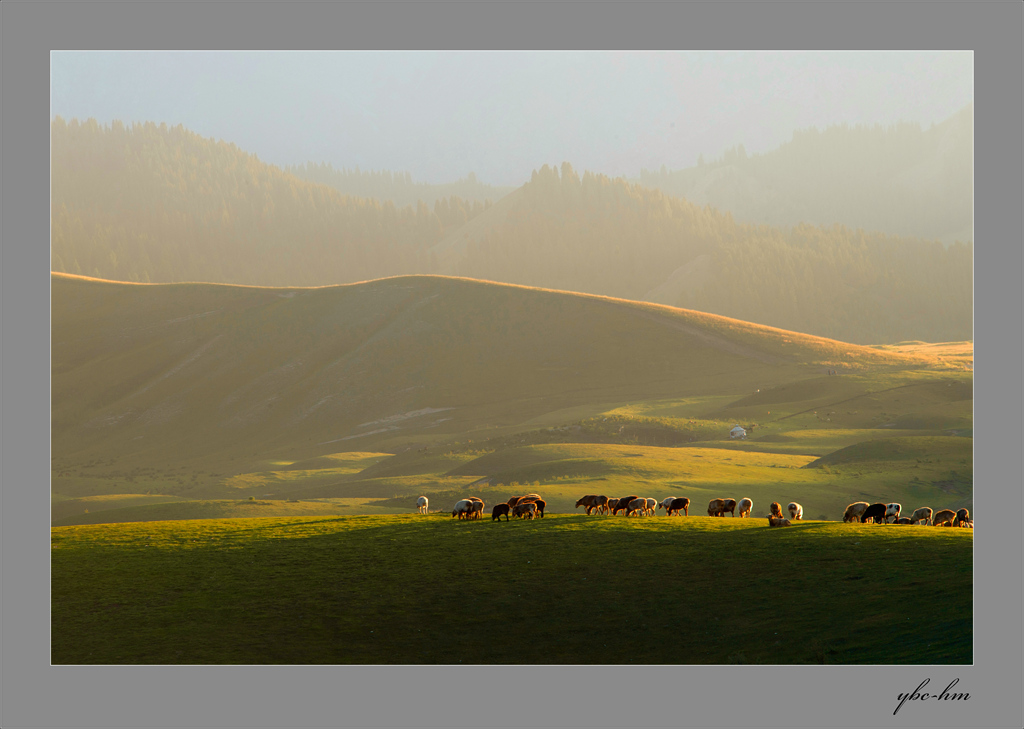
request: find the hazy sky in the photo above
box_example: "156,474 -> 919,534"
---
51,51 -> 972,186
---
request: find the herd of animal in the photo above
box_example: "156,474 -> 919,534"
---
841,501 -> 973,528
415,493 -> 972,528
574,494 -> 805,526
444,493 -> 549,521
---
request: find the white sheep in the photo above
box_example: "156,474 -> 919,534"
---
910,507 -> 933,525
417,495 -> 429,514
787,502 -> 803,521
452,499 -> 473,519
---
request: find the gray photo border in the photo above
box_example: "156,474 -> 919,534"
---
3,2 -> 1021,728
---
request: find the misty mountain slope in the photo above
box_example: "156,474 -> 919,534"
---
50,117 -> 479,286
637,104 -> 973,244
437,164 -> 972,344
428,186 -> 526,270
52,273 -> 934,477
50,117 -> 971,345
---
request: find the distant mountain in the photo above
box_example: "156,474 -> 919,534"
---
50,117 -> 972,345
284,162 -> 515,209
51,273 -> 931,477
636,104 -> 973,245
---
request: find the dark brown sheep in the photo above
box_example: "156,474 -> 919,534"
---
575,494 -> 608,515
492,503 -> 511,522
708,498 -> 737,517
861,503 -> 888,524
613,495 -> 639,516
668,497 -> 690,516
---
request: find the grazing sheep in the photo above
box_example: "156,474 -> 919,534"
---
576,495 -> 608,515
954,508 -> 970,527
626,498 -> 647,517
770,502 -> 784,519
932,509 -> 956,527
492,503 -> 511,522
895,517 -> 913,525
507,496 -> 522,510
606,498 -> 619,515
513,502 -> 537,519
767,516 -> 792,528
645,498 -> 657,516
910,507 -> 933,525
668,497 -> 690,516
843,502 -> 870,523
787,502 -> 803,521
452,499 -> 474,519
885,503 -> 902,524
467,498 -> 485,520
514,494 -> 545,516
613,496 -> 639,516
659,497 -> 675,513
861,503 -> 888,524
737,498 -> 753,518
708,498 -> 737,517
416,495 -> 429,514
576,495 -> 596,513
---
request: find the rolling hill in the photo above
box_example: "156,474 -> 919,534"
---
51,272 -> 971,521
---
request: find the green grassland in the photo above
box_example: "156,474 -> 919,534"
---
51,275 -> 972,664
51,514 -> 972,665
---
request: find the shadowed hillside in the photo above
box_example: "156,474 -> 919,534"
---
51,273 -> 934,484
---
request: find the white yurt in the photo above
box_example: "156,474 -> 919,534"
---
730,425 -> 747,439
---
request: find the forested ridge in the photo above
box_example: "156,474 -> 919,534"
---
51,117 -> 972,344
51,117 -> 489,286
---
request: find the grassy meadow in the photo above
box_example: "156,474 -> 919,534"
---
51,274 -> 973,663
52,514 -> 972,665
